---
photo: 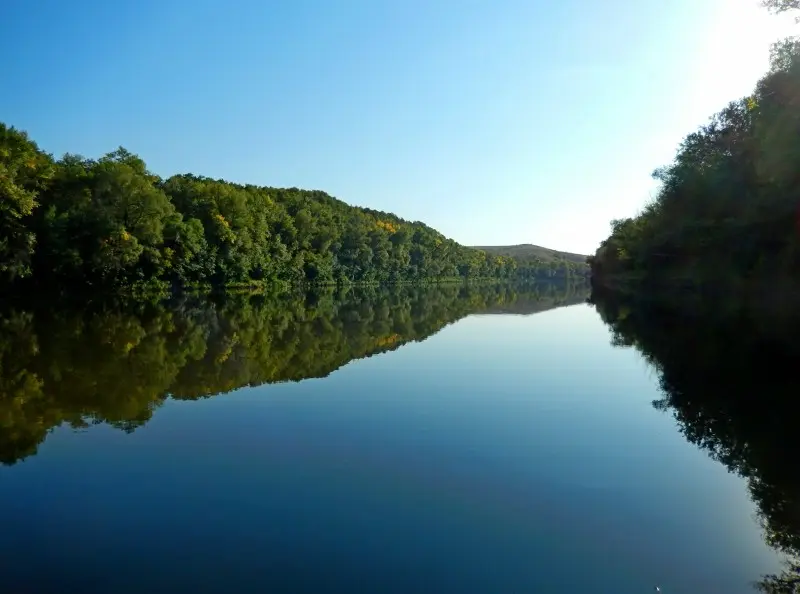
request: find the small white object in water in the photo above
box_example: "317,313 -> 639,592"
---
654,588 -> 661,592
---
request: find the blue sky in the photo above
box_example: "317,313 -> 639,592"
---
2,0 -> 795,253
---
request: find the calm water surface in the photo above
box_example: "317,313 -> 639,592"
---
0,284 -> 787,593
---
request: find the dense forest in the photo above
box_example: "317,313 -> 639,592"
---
0,124 -> 586,292
0,281 -> 588,466
591,287 -> 800,593
589,15 -> 800,306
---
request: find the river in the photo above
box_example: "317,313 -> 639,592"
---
0,282 -> 790,593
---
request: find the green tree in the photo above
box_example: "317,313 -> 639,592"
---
589,39 -> 800,295
0,124 -> 53,281
0,121 -> 588,291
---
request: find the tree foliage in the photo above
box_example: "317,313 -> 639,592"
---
589,39 -> 800,296
0,125 -> 586,292
0,124 -> 54,281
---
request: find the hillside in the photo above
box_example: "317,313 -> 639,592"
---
0,122 -> 588,292
475,244 -> 588,265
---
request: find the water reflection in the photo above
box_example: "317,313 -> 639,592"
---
0,281 -> 587,466
590,287 -> 800,592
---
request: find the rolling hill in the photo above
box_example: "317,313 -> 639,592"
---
475,244 -> 588,265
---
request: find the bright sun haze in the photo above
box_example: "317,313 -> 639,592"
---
1,0 -> 795,254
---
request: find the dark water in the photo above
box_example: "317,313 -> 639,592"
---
0,282 -> 794,593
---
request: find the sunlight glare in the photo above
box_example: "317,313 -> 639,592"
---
691,0 -> 797,106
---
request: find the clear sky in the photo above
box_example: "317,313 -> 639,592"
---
2,0 -> 796,254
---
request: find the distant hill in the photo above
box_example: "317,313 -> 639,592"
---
474,244 -> 588,265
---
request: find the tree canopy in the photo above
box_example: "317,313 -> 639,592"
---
0,123 -> 586,293
588,38 -> 800,302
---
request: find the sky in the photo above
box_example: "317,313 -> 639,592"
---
2,0 -> 796,254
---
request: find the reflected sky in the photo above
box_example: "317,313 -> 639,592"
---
0,300 -> 781,593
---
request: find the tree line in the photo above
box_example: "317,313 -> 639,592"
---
0,280 -> 588,465
0,124 -> 585,292
588,16 -> 800,303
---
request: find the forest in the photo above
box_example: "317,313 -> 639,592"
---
589,14 -> 800,308
0,124 -> 586,293
0,280 -> 588,466
591,286 -> 800,593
